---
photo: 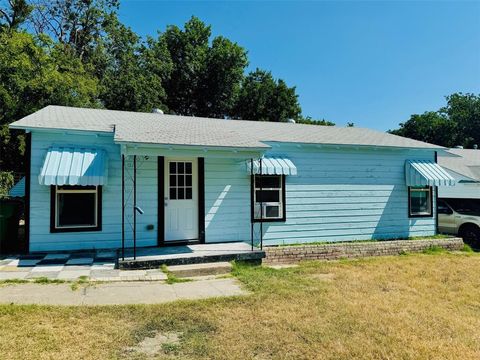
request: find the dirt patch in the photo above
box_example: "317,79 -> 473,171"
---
125,331 -> 182,357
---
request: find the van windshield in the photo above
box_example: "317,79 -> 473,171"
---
443,198 -> 480,215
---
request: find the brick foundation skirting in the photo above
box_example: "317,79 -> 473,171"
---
263,238 -> 464,264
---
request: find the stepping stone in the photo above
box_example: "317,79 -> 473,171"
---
66,257 -> 94,265
18,259 -> 41,267
95,251 -> 117,259
91,262 -> 116,270
166,262 -> 232,278
31,265 -> 64,272
44,254 -> 70,260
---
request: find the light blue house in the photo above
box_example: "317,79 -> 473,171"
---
10,105 -> 455,253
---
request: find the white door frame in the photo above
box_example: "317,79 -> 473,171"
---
164,158 -> 199,241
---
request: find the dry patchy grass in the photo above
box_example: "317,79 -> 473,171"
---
1,252 -> 480,359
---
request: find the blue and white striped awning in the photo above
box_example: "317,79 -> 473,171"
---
39,147 -> 108,186
405,160 -> 455,187
247,157 -> 297,176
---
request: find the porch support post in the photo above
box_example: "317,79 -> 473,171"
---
259,158 -> 263,250
121,154 -> 125,260
250,158 -> 254,251
434,151 -> 439,234
133,155 -> 137,260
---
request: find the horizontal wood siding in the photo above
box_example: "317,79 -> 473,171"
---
261,145 -> 437,245
204,157 -> 251,242
29,131 -> 158,252
28,130 -> 438,250
202,145 -> 437,245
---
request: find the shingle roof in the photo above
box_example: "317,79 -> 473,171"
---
10,105 -> 443,150
438,149 -> 480,180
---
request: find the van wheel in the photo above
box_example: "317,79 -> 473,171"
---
460,224 -> 480,248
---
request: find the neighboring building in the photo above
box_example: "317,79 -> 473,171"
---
438,149 -> 480,199
10,106 -> 455,253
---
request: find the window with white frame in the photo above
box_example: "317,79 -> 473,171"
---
253,175 -> 285,221
408,186 -> 432,217
52,185 -> 101,232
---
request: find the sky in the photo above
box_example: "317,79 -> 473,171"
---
119,0 -> 480,131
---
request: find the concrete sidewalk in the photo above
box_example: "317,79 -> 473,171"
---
0,278 -> 246,305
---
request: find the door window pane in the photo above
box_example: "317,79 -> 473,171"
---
169,161 -> 193,201
178,188 -> 184,200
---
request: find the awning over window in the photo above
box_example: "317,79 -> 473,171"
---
247,157 -> 297,176
39,147 -> 108,186
405,160 -> 455,187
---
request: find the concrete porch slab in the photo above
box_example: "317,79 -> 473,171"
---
119,242 -> 265,269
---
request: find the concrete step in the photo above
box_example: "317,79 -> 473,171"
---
167,262 -> 232,278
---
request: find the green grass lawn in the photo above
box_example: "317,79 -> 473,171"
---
1,251 -> 480,359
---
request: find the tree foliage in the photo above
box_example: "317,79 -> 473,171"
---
390,93 -> 480,148
234,69 -> 301,122
297,116 -> 335,126
98,18 -> 172,112
0,3 -> 329,174
0,31 -> 98,172
158,16 -> 249,118
29,0 -> 119,61
0,0 -> 32,31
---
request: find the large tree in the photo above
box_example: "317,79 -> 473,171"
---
234,68 -> 301,122
0,0 -> 32,31
98,18 -> 172,112
28,0 -> 119,61
0,31 -> 99,173
158,16 -> 248,117
390,93 -> 480,148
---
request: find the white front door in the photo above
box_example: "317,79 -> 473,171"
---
165,159 -> 198,241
